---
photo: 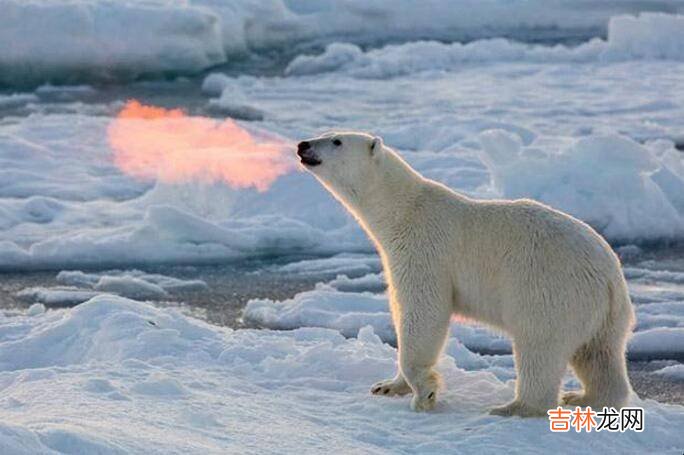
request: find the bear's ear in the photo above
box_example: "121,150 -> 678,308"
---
370,136 -> 383,155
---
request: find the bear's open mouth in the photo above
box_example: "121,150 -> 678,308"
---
297,148 -> 322,166
300,155 -> 322,166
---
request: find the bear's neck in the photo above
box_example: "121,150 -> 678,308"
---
347,150 -> 424,248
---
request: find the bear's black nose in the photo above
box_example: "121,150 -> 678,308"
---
296,140 -> 322,166
297,141 -> 311,155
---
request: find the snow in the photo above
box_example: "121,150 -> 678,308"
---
1,295 -> 682,453
286,13 -> 684,78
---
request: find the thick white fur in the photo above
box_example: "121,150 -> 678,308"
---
299,132 -> 635,416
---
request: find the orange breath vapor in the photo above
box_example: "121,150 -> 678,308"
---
108,100 -> 295,191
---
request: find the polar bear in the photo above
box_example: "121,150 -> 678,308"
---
297,132 -> 635,416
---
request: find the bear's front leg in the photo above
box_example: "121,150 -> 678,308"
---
395,281 -> 453,412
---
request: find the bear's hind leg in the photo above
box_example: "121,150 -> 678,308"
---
491,340 -> 571,417
563,341 -> 631,409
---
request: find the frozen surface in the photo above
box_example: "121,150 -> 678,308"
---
0,295 -> 682,454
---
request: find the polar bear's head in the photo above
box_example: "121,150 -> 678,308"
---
296,132 -> 385,202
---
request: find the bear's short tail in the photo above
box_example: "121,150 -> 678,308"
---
606,277 -> 636,352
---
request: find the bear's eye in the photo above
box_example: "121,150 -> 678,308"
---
332,139 -> 342,146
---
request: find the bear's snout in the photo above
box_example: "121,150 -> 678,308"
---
297,141 -> 322,166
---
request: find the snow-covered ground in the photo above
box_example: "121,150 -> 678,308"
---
1,295 -> 683,454
2,4 -> 684,453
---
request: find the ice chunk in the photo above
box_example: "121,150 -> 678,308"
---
26,303 -> 46,317
94,276 -> 168,300
606,13 -> 684,60
243,286 -> 395,340
0,94 -> 38,110
624,267 -> 684,284
16,287 -> 101,306
0,0 -> 225,87
57,270 -> 207,293
327,273 -> 386,293
479,132 -> 684,242
629,328 -> 684,360
653,364 -> 684,381
276,254 -> 381,278
201,72 -> 234,96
